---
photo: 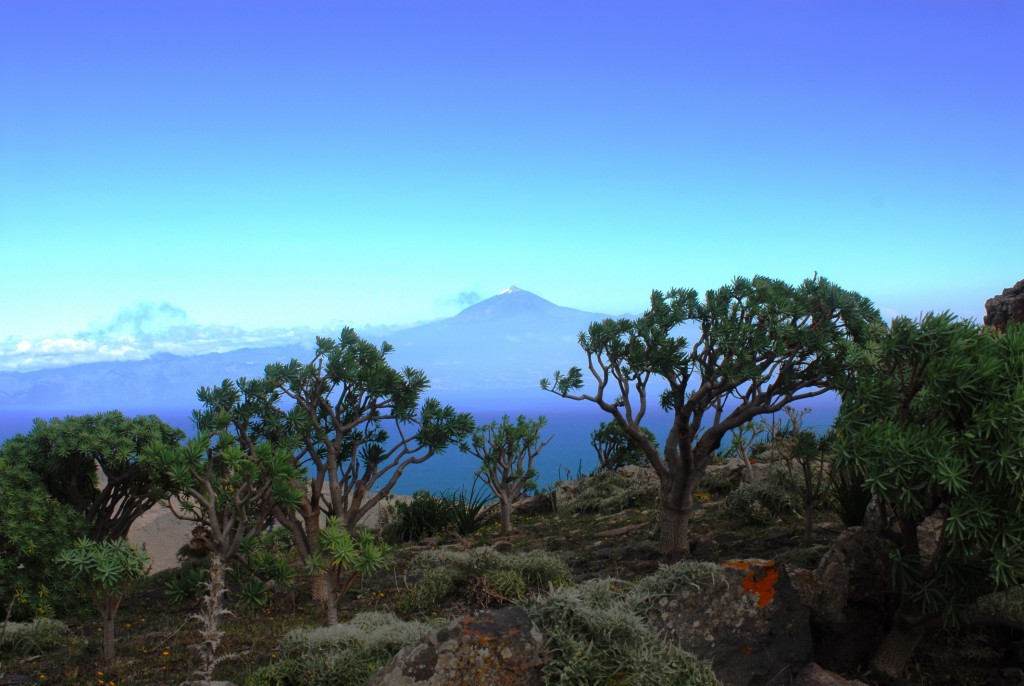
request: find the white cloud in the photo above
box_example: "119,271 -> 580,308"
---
0,302 -> 328,372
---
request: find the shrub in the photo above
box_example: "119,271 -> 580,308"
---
699,468 -> 738,497
827,460 -> 872,527
626,560 -> 718,606
399,547 -> 570,614
235,527 -> 298,613
503,549 -> 573,587
164,562 -> 209,605
723,466 -> 801,525
249,611 -> 437,686
482,568 -> 528,602
527,577 -> 721,686
446,483 -> 495,537
563,469 -> 659,515
381,490 -> 455,544
0,618 -> 68,657
974,585 -> 1024,625
397,565 -> 465,615
0,458 -> 86,621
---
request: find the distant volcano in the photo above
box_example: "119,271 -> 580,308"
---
382,287 -> 612,391
452,286 -> 599,324
0,288 -> 616,410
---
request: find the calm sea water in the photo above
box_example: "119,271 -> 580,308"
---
0,396 -> 838,495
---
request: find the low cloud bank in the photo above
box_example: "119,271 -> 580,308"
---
0,302 -> 323,372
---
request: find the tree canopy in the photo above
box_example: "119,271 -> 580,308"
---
590,421 -> 658,472
151,377 -> 304,565
543,275 -> 879,556
0,411 -> 184,541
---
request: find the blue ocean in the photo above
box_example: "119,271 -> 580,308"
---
0,395 -> 839,495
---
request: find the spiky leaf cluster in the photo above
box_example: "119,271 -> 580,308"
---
150,377 -> 304,563
836,314 -> 1024,621
0,411 -> 184,541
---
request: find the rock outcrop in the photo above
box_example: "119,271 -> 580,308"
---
789,527 -> 896,672
985,279 -> 1024,333
365,607 -> 546,686
645,559 -> 812,686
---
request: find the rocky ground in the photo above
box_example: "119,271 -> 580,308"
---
2,464 -> 1022,686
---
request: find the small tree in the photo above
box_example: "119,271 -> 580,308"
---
836,313 -> 1024,678
788,430 -> 829,545
150,377 -> 306,674
153,378 -> 304,565
1,411 -> 184,541
726,420 -> 763,482
309,518 -> 391,625
262,329 -> 473,603
55,537 -> 149,665
590,421 -> 658,472
462,414 -> 553,535
543,275 -> 878,557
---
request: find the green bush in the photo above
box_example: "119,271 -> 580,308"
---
0,618 -> 68,657
723,466 -> 801,525
445,484 -> 495,537
482,568 -> 528,602
563,469 -> 659,515
626,561 -> 718,606
527,576 -> 721,686
382,486 -> 495,544
399,547 -> 570,614
382,490 -> 449,543
827,460 -> 872,527
397,565 -> 466,615
249,611 -> 437,686
164,562 -> 209,605
503,549 -> 573,587
699,468 -> 738,497
0,458 -> 86,620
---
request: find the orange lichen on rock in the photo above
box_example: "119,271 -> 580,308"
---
723,559 -> 780,608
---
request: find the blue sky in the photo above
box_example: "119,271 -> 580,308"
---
1,1 -> 1021,370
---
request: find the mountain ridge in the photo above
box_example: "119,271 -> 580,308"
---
0,288 -> 614,411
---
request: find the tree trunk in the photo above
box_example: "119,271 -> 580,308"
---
804,504 -> 814,546
499,499 -> 512,536
659,504 -> 690,558
102,615 -> 116,666
305,507 -> 327,603
870,612 -> 932,678
324,575 -> 339,626
312,570 -> 330,606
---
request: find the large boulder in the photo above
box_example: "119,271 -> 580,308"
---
365,607 -> 545,686
985,279 -> 1024,333
644,558 -> 812,686
789,527 -> 895,672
